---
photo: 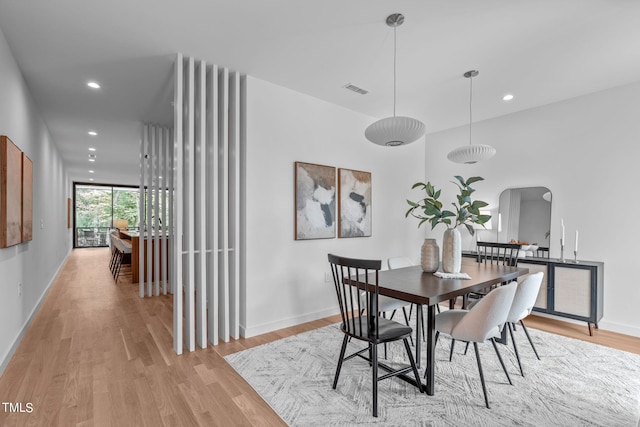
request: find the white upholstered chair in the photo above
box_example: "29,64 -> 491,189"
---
506,272 -> 544,376
434,282 -> 517,408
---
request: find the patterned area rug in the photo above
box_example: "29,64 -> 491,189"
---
225,323 -> 640,426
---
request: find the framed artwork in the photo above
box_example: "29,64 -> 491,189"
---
1,136 -> 23,248
294,162 -> 336,240
338,168 -> 372,238
21,153 -> 33,242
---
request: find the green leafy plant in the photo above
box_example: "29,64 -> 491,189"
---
405,176 -> 491,235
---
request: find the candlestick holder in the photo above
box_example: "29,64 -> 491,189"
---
560,239 -> 565,263
573,250 -> 579,263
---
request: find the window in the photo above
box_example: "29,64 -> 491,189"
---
74,183 -> 140,248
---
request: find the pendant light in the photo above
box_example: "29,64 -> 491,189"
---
365,13 -> 425,147
447,70 -> 496,164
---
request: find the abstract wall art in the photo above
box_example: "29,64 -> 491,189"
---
338,168 -> 371,238
294,162 -> 336,240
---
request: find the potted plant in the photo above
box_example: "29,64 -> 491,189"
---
406,176 -> 491,273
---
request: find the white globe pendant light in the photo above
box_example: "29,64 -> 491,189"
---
447,70 -> 496,164
365,14 -> 425,147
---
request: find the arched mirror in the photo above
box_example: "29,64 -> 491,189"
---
498,187 -> 551,258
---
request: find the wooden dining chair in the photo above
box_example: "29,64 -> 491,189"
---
434,282 -> 517,408
463,241 -> 521,308
328,254 -> 423,417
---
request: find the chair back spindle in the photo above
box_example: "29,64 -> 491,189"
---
476,241 -> 521,267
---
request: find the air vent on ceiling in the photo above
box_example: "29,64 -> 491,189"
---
343,83 -> 369,95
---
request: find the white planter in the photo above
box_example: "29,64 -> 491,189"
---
442,228 -> 462,273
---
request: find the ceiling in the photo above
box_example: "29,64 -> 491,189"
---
1,1 -> 639,185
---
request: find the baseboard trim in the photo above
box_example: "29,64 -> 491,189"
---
532,312 -> 640,338
240,306 -> 339,339
598,320 -> 640,338
0,248 -> 71,376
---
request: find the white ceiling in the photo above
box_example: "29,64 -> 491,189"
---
1,0 -> 639,185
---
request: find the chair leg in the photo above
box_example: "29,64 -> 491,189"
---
403,338 -> 423,393
449,339 -> 456,362
472,342 -> 490,409
508,323 -> 524,376
491,338 -> 513,385
464,341 -> 470,355
332,335 -> 349,389
520,320 -> 541,360
371,343 -> 378,417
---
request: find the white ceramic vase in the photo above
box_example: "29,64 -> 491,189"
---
442,228 -> 462,273
421,238 -> 440,273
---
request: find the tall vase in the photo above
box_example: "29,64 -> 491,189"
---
442,228 -> 462,273
421,238 -> 440,273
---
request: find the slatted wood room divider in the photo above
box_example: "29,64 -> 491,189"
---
141,53 -> 244,355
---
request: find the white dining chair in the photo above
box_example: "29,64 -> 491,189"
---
506,272 -> 544,376
434,282 -> 517,408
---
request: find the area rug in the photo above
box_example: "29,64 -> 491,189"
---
225,323 -> 640,426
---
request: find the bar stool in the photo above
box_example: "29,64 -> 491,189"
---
112,236 -> 132,283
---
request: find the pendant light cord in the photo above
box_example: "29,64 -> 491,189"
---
393,25 -> 397,117
469,74 -> 473,146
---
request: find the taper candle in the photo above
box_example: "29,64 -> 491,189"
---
575,230 -> 579,252
561,218 -> 565,244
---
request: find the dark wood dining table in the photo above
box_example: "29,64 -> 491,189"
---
374,259 -> 529,395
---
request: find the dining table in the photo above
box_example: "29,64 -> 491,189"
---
372,258 -> 529,396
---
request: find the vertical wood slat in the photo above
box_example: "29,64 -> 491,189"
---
147,123 -> 154,297
228,71 -> 240,339
173,53 -> 184,355
154,127 -> 160,296
196,60 -> 207,348
166,127 -> 173,295
139,125 -> 147,297
219,67 -> 230,343
186,56 -> 196,352
208,65 -> 219,346
162,127 -> 168,295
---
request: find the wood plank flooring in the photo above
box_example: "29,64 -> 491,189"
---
1,248 -> 638,426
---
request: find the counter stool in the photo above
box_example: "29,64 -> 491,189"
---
112,236 -> 132,283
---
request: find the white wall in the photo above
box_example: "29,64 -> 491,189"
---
421,81 -> 640,337
0,26 -> 71,371
243,76 -> 426,337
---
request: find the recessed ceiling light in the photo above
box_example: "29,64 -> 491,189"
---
88,131 -> 97,136
88,170 -> 94,173
88,159 -> 95,162
88,147 -> 96,151
89,178 -> 94,181
502,94 -> 514,101
87,81 -> 101,89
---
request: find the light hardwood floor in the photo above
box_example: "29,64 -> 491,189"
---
1,248 -> 638,426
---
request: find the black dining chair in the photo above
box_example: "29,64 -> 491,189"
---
462,241 -> 521,308
328,254 -> 423,417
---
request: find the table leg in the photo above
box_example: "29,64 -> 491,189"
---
425,305 -> 436,395
415,305 -> 422,369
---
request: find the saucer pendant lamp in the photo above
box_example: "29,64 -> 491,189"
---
447,70 -> 496,164
365,13 -> 425,147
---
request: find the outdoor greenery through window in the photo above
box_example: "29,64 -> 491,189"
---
74,184 -> 140,248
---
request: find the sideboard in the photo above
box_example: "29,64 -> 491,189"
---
462,252 -> 604,335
